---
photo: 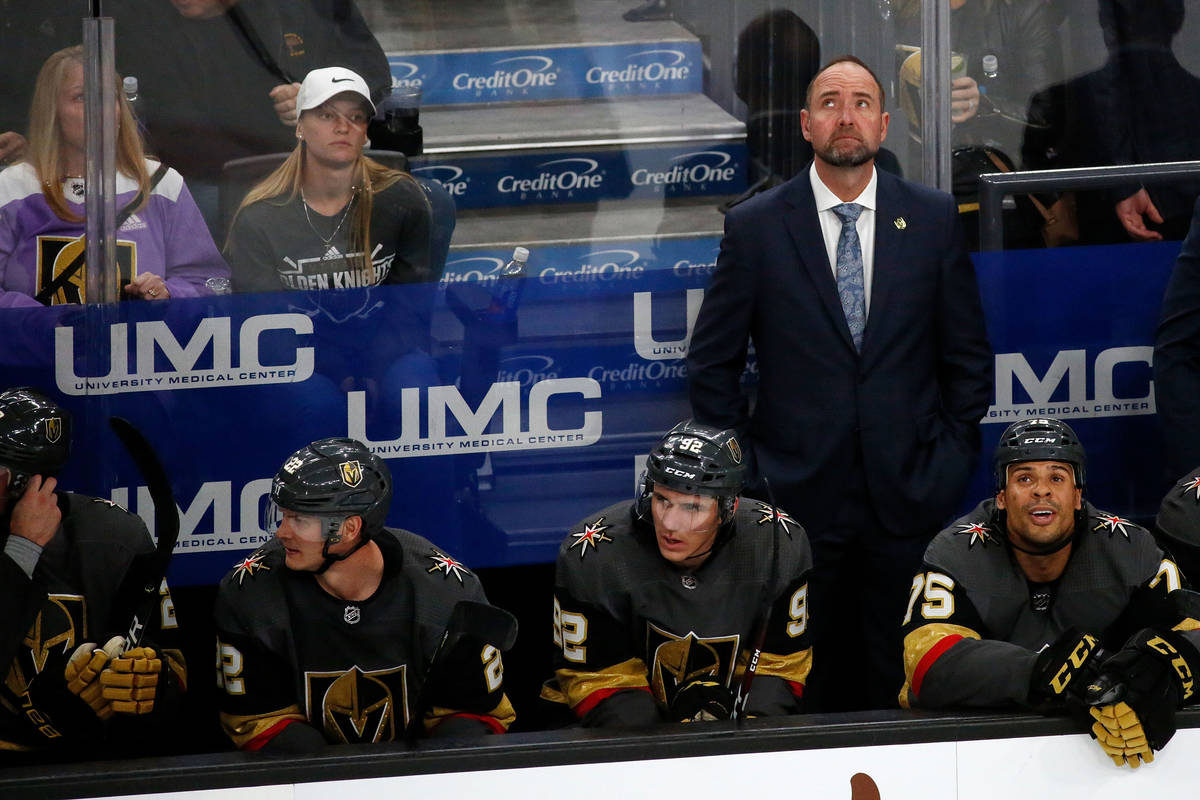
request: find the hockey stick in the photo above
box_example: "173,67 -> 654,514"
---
108,417 -> 180,651
731,477 -> 782,723
404,600 -> 518,745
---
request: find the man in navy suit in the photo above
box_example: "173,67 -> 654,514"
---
687,55 -> 993,711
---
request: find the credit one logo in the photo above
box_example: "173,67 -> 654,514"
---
114,479 -> 274,554
390,60 -> 423,90
987,347 -> 1154,421
452,55 -> 558,91
497,355 -> 559,387
585,49 -> 691,85
441,255 -> 506,284
411,165 -> 469,197
54,314 -> 315,396
347,378 -> 602,457
631,151 -> 739,188
633,289 -> 704,360
497,158 -> 603,194
538,249 -> 644,284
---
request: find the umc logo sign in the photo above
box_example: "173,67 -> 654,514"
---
987,347 -> 1155,421
347,378 -> 602,457
54,314 -> 315,395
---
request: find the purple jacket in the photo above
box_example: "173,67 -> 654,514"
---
0,160 -> 229,308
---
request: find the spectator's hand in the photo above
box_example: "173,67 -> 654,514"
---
1116,188 -> 1164,241
125,272 -> 171,300
10,475 -> 61,547
951,76 -> 981,124
270,83 -> 302,126
0,131 -> 26,163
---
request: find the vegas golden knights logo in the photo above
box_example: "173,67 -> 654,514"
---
305,665 -> 408,744
726,437 -> 743,465
35,235 -> 135,305
44,417 -> 62,444
646,623 -> 739,708
338,460 -> 363,487
5,595 -> 86,698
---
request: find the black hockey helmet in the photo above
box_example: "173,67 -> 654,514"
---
993,417 -> 1086,491
1155,469 -> 1200,581
270,437 -> 392,537
638,420 -> 746,522
0,387 -> 71,483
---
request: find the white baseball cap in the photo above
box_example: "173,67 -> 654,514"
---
297,67 -> 376,116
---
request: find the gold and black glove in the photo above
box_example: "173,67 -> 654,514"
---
64,636 -> 126,720
100,646 -> 164,715
1028,628 -> 1103,710
1085,627 -> 1199,766
1089,701 -> 1154,768
670,680 -> 734,722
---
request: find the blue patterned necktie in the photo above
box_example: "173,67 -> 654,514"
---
832,202 -> 865,351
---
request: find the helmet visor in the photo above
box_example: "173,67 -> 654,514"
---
262,498 -> 341,542
649,488 -> 722,536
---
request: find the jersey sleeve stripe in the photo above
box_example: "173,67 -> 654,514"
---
901,622 -> 982,701
573,685 -> 653,719
555,657 -> 651,715
425,695 -> 516,734
219,706 -> 308,750
912,634 -> 962,697
241,717 -> 305,751
733,647 -> 812,689
429,711 -> 509,735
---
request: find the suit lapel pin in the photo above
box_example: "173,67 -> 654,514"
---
894,217 -> 907,230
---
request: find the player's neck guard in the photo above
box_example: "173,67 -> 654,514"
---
994,507 -> 1086,557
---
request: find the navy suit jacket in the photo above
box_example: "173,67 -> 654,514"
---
687,166 -> 993,537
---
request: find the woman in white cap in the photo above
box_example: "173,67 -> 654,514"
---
225,66 -> 431,293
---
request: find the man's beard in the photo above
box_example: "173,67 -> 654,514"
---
817,138 -> 877,168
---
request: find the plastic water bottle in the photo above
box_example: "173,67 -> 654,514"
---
979,54 -> 999,97
495,246 -> 529,315
981,55 -> 999,79
123,76 -> 152,146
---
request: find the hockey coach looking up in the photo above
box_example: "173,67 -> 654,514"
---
543,421 -> 813,727
901,418 -> 1200,768
214,437 -> 515,751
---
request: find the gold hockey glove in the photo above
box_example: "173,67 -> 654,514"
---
1089,701 -> 1153,768
101,646 -> 163,714
64,636 -> 126,720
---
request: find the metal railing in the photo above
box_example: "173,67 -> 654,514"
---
978,161 -> 1200,251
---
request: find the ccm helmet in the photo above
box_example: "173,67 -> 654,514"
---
639,420 -> 746,521
269,437 -> 392,540
993,417 -> 1086,491
0,388 -> 71,492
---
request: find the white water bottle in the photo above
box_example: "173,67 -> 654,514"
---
123,76 -> 152,146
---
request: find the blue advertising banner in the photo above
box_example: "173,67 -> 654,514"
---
0,239 -> 1182,587
409,143 -> 748,210
388,42 -> 703,105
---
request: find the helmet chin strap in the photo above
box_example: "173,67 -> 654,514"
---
313,534 -> 371,574
310,517 -> 371,574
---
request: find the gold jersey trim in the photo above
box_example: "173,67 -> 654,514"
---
555,657 -> 650,709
